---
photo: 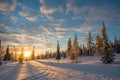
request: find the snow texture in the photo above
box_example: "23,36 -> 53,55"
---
0,54 -> 120,80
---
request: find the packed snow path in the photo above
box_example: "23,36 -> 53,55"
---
0,60 -> 120,80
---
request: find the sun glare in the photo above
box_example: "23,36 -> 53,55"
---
24,51 -> 31,57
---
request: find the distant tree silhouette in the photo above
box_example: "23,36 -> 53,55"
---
14,47 -> 17,61
19,47 -> 24,64
4,46 -> 11,64
71,34 -> 79,63
66,37 -> 72,59
82,44 -> 87,56
95,35 -> 101,55
31,47 -> 35,60
37,53 -> 40,59
0,40 -> 3,66
87,32 -> 93,56
114,36 -> 120,53
56,41 -> 61,62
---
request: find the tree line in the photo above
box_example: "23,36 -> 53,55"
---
0,22 -> 120,65
36,22 -> 120,64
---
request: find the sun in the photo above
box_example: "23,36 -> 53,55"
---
24,51 -> 31,58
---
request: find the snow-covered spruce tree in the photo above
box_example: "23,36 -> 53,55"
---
71,34 -> 79,63
31,47 -> 35,60
19,47 -> 24,64
95,35 -> 101,55
4,46 -> 11,64
66,37 -> 72,59
87,32 -> 93,56
56,41 -> 61,62
101,22 -> 115,64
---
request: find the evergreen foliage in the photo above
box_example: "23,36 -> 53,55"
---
19,48 -> 24,64
56,41 -> 61,61
71,34 -> 79,63
0,40 -> 3,66
95,35 -> 101,55
87,32 -> 93,56
101,22 -> 115,64
4,46 -> 11,61
66,38 -> 72,59
31,47 -> 35,60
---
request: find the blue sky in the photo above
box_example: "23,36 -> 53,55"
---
0,0 -> 120,53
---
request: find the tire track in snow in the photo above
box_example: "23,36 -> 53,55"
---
36,60 -> 119,80
28,61 -> 63,80
23,61 -> 51,80
0,62 -> 20,80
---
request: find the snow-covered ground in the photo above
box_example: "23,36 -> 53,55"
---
0,54 -> 120,80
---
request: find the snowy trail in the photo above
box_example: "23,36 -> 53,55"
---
0,62 -> 20,80
37,60 -> 120,79
36,54 -> 120,80
0,60 -> 120,80
0,61 -> 44,80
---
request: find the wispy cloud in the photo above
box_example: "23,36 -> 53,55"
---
55,27 -> 72,31
0,0 -> 120,53
39,0 -> 44,4
18,11 -> 37,22
55,24 -> 93,34
0,0 -> 16,11
25,16 -> 37,22
40,6 -> 56,15
65,0 -> 73,15
74,23 -> 93,33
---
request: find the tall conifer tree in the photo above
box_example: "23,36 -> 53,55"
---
56,41 -> 61,62
19,47 -> 24,64
66,37 -> 72,59
101,22 -> 114,64
4,46 -> 11,63
95,35 -> 101,55
87,32 -> 93,56
72,34 -> 79,63
31,47 -> 35,60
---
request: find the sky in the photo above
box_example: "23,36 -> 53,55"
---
0,0 -> 120,54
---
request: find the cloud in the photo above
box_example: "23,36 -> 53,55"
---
41,26 -> 67,39
55,27 -> 72,31
45,15 -> 54,21
58,6 -> 64,13
40,6 -> 56,15
55,23 -> 93,34
0,29 -> 52,48
18,11 -> 37,22
18,11 -> 29,17
65,0 -> 73,15
75,24 -> 93,33
57,35 -> 64,38
0,0 -> 16,11
72,4 -> 120,22
39,0 -> 44,4
10,16 -> 18,22
26,16 -> 37,22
